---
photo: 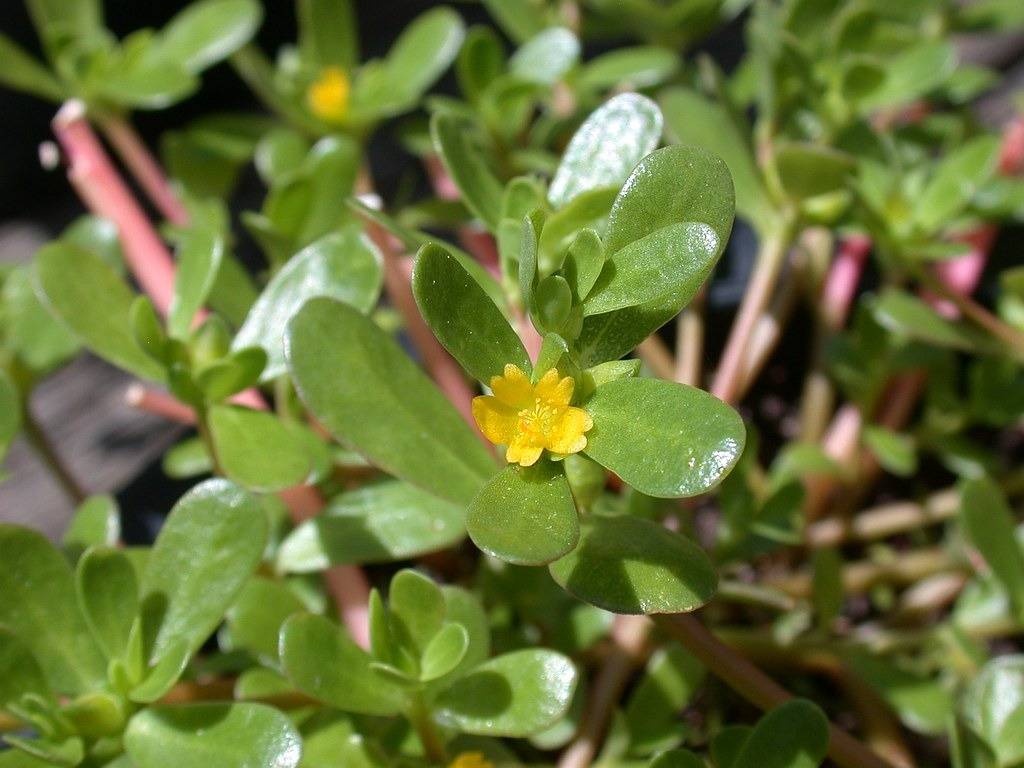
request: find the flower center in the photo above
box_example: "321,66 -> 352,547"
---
517,397 -> 563,440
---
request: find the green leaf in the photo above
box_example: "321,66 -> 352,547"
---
479,0 -> 547,43
34,243 -> 166,382
774,142 -> 855,201
139,479 -> 267,665
194,347 -> 267,402
434,649 -> 578,736
159,0 -> 262,74
207,405 -> 313,492
377,6 -> 465,115
0,629 -> 52,710
860,41 -> 956,110
389,569 -> 446,655
456,25 -> 505,104
129,639 -> 190,704
467,463 -> 580,566
2,265 -> 79,373
548,93 -> 663,210
0,371 -> 20,463
563,228 -> 605,301
225,577 -> 305,661
509,27 -> 579,85
0,32 -> 63,101
421,623 -> 469,681
430,113 -> 504,230
286,298 -> 495,505
872,289 -> 995,353
579,47 -> 679,91
961,655 -> 1024,767
583,222 -> 721,317
648,749 -> 704,768
660,87 -> 772,233
626,644 -> 705,755
583,377 -> 745,497
96,47 -> 199,110
76,547 -> 138,660
960,477 -> 1024,619
0,526 -> 105,694
62,496 -> 120,551
233,228 -> 383,381
549,514 -> 717,614
276,480 -> 466,572
280,613 -> 405,715
413,244 -> 529,384
297,0 -> 358,70
914,135 -> 1001,232
862,426 -> 917,477
731,699 -> 829,768
125,703 -> 301,768
168,227 -> 223,338
711,726 -> 753,768
844,651 -> 952,736
577,146 -> 735,365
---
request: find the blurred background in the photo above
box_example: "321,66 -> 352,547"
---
1,1 -> 1022,540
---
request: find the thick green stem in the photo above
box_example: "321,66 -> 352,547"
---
408,694 -> 447,765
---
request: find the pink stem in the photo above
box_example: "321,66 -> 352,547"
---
53,101 -> 178,317
821,234 -> 871,329
125,384 -> 196,424
97,114 -> 190,227
57,101 -> 371,646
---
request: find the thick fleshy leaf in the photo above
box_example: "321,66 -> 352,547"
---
577,146 -> 734,365
626,645 -> 705,755
467,463 -> 580,566
660,87 -> 770,232
0,371 -> 19,463
420,623 -> 469,681
648,750 -> 704,768
731,700 -> 829,768
844,651 -> 952,736
431,113 -> 503,230
96,47 -> 199,110
0,32 -> 63,100
34,243 -> 166,382
413,244 -> 529,384
548,93 -> 663,209
159,0 -> 262,73
434,649 -> 578,736
286,298 -> 495,505
225,577 -> 305,661
2,266 -> 79,373
207,405 -> 313,492
280,613 -> 405,715
125,703 -> 301,768
233,228 -> 382,381
961,655 -> 1024,767
0,629 -> 52,709
860,41 -> 956,110
549,515 -> 717,614
277,480 -> 465,572
0,525 -> 105,694
62,495 -> 121,552
960,477 -> 1024,619
139,479 -> 267,664
389,569 -> 447,655
297,0 -> 358,69
872,289 -> 996,353
583,222 -> 720,316
914,135 -> 1001,232
168,226 -> 223,338
76,547 -> 138,660
509,27 -> 579,85
583,377 -> 744,497
579,47 -> 679,91
775,143 -> 855,203
130,640 -> 191,704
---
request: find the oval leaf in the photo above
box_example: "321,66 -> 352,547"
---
583,377 -> 745,497
286,298 -> 495,505
208,405 -> 314,492
549,515 -> 717,614
467,463 -> 579,566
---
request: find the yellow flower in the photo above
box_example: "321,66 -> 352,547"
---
307,66 -> 350,124
448,752 -> 494,768
472,364 -> 593,467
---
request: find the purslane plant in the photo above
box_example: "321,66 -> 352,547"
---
2,1 -> 1024,767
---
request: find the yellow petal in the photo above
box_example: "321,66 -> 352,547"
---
471,395 -> 519,445
506,435 -> 543,467
307,67 -> 350,123
490,363 -> 533,408
534,368 -> 574,406
545,406 -> 593,455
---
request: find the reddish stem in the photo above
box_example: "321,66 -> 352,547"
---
53,101 -> 178,317
821,234 -> 871,330
97,114 -> 190,227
